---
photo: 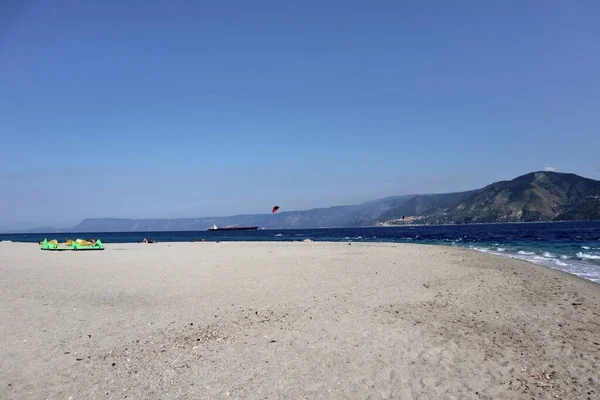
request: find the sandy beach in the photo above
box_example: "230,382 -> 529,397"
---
1,241 -> 599,399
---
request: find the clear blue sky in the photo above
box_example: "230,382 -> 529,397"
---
1,1 -> 599,230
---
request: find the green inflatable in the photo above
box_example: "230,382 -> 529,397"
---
41,238 -> 105,251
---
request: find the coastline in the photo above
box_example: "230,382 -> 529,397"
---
1,242 -> 599,399
4,223 -> 599,285
375,218 -> 600,227
2,218 -> 600,235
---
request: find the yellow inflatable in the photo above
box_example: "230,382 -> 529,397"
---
65,239 -> 92,246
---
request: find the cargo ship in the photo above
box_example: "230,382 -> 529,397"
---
207,224 -> 259,231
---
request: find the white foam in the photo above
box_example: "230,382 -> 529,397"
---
532,255 -> 550,263
554,260 -> 569,267
576,252 -> 600,260
462,240 -> 600,284
582,246 -> 591,250
469,245 -> 600,283
472,247 -> 491,253
511,253 -> 600,283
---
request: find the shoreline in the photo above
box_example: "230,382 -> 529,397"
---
1,242 -> 599,399
2,219 -> 600,235
3,239 -> 599,285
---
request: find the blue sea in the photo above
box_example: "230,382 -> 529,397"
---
1,222 -> 599,283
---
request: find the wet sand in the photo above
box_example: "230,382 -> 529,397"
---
1,241 -> 599,399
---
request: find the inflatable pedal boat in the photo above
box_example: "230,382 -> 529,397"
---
41,238 -> 105,251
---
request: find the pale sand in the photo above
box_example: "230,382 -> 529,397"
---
1,242 -> 599,400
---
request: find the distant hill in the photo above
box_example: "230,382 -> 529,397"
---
62,195 -> 415,232
433,171 -> 600,224
7,171 -> 600,233
376,190 -> 480,221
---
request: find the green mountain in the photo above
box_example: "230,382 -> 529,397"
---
433,171 -> 600,224
376,190 -> 480,221
8,171 -> 599,233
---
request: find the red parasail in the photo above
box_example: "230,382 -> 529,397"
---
272,206 -> 280,213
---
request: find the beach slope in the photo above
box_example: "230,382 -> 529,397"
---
1,242 -> 598,399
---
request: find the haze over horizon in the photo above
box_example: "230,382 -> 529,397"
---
1,2 -> 599,230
